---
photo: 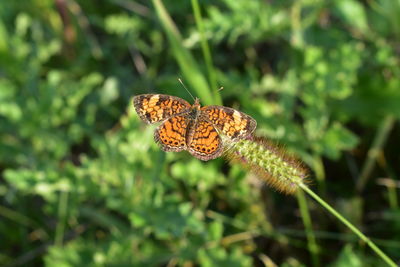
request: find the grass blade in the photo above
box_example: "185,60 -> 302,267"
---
152,0 -> 216,105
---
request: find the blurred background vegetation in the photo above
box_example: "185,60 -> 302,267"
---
1,0 -> 400,266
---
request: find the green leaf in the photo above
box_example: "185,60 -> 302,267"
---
334,0 -> 369,33
329,245 -> 363,267
197,247 -> 252,267
320,122 -> 359,159
207,221 -> 223,241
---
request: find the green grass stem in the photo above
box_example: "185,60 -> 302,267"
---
0,205 -> 37,228
190,0 -> 221,105
312,154 -> 326,195
357,115 -> 395,192
152,0 -> 215,105
55,190 -> 68,247
296,189 -> 320,267
299,183 -> 397,267
387,185 -> 398,210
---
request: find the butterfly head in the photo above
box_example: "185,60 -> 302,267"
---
193,97 -> 200,108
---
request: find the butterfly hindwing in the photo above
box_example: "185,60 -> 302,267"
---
187,119 -> 223,161
154,115 -> 188,152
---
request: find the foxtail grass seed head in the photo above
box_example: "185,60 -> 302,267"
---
225,136 -> 309,194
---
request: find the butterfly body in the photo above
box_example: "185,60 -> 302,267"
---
133,94 -> 256,161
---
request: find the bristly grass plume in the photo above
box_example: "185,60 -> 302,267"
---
226,136 -> 309,194
225,135 -> 396,266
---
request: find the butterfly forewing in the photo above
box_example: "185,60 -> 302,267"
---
133,94 -> 191,124
201,106 -> 256,140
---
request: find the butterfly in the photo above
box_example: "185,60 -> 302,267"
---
133,94 -> 256,161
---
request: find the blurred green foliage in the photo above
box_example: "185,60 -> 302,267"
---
1,0 -> 400,266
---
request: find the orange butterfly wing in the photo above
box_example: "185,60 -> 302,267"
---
201,106 -> 256,140
187,119 -> 223,161
133,94 -> 190,124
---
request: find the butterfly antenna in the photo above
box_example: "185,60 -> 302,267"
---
178,78 -> 196,101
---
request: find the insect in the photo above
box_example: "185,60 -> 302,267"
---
133,94 -> 256,161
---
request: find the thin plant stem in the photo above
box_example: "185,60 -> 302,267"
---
377,155 -> 399,209
312,154 -> 326,194
387,185 -> 398,210
55,190 -> 69,246
190,0 -> 221,105
299,183 -> 397,267
152,0 -> 215,105
67,0 -> 103,59
378,178 -> 399,209
296,189 -> 320,267
290,1 -> 304,48
357,115 -> 395,192
0,205 -> 37,227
